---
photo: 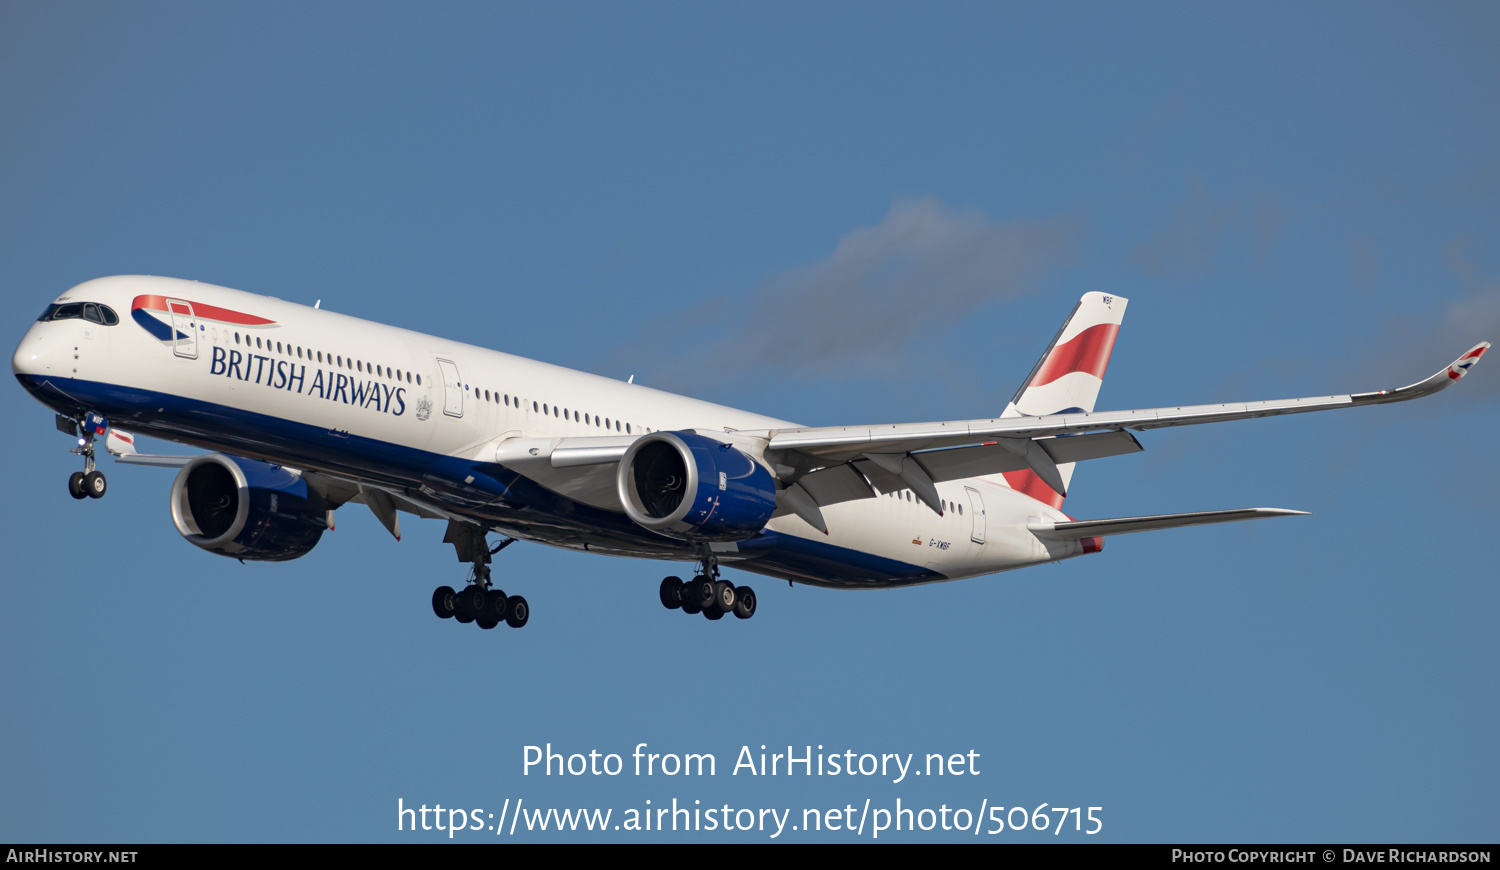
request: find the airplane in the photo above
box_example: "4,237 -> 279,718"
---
11,275 -> 1489,632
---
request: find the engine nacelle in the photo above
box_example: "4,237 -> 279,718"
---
170,454 -> 328,561
617,431 -> 776,542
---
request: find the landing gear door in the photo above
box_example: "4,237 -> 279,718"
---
965,486 -> 986,544
167,299 -> 197,360
437,358 -> 463,417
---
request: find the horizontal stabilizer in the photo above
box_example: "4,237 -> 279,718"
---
1028,507 -> 1309,539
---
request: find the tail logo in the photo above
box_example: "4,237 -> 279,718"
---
1448,346 -> 1486,380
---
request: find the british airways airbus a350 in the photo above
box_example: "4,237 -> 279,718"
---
11,276 -> 1489,631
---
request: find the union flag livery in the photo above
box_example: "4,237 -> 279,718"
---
131,294 -> 277,346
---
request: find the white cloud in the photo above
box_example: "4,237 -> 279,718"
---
616,197 -> 1073,389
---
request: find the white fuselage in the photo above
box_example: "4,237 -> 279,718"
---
13,276 -> 1083,588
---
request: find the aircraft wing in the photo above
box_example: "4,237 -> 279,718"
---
764,342 -> 1490,462
104,428 -> 466,541
490,343 -> 1487,529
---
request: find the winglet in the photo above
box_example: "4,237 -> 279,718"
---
1353,342 -> 1489,405
107,428 -> 195,467
105,429 -> 138,458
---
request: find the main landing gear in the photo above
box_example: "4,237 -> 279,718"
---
431,524 -> 528,631
659,552 -> 757,621
62,414 -> 107,500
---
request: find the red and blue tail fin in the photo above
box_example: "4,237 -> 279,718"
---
999,292 -> 1128,508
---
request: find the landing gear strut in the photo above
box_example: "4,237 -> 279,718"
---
659,550 -> 757,621
431,522 -> 528,631
62,414 -> 107,500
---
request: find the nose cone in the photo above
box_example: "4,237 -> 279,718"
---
12,323 -> 56,379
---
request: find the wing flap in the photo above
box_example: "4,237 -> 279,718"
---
795,462 -> 874,506
778,429 -> 1145,514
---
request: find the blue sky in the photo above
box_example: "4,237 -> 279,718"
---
2,2 -> 1496,843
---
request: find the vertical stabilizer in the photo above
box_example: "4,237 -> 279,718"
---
998,292 -> 1127,508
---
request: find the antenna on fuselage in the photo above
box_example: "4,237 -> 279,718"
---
627,375 -> 634,384
314,300 -> 321,309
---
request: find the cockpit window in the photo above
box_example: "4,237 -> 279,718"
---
38,302 -> 118,325
38,303 -> 82,321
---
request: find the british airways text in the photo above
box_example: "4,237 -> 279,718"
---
209,346 -> 407,416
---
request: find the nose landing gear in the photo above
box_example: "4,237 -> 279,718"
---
61,414 -> 107,500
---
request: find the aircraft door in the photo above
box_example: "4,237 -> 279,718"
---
437,358 -> 463,417
965,486 -> 986,544
167,299 -> 198,359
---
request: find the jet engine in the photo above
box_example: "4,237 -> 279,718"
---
617,431 -> 776,542
170,454 -> 328,561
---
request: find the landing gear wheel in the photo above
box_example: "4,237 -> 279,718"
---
454,585 -> 484,624
83,470 -> 107,499
713,580 -> 736,613
688,578 -> 715,612
68,472 -> 87,500
485,589 -> 509,624
681,592 -> 703,615
476,611 -> 500,630
733,586 -> 756,619
505,595 -> 529,629
431,586 -> 457,619
659,576 -> 684,610
703,606 -> 724,620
